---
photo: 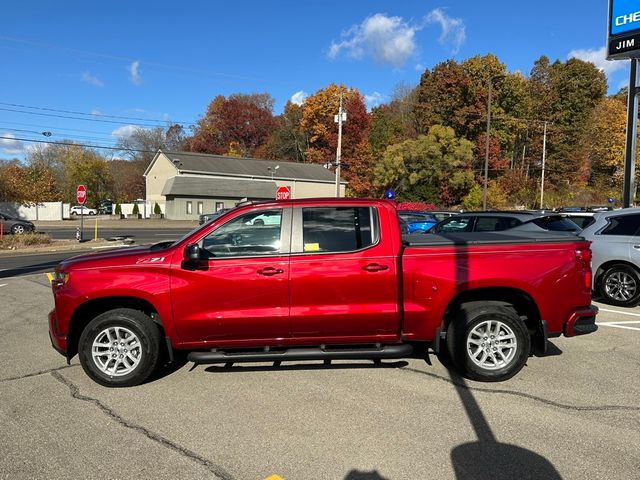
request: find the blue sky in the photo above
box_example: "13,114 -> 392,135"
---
0,1 -> 628,159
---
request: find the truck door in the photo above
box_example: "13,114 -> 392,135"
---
288,205 -> 399,341
171,207 -> 292,344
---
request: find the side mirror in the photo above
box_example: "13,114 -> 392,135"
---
184,244 -> 202,261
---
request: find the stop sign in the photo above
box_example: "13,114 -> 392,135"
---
276,186 -> 291,201
76,185 -> 87,205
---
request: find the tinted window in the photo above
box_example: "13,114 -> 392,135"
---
202,209 -> 282,257
532,216 -> 580,232
436,216 -> 473,233
565,216 -> 595,229
474,216 -> 521,232
600,214 -> 640,236
302,207 -> 374,253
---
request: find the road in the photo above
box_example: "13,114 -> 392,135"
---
0,252 -> 638,479
36,221 -> 193,245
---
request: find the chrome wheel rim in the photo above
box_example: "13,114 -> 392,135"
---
14,225 -> 24,234
604,271 -> 637,302
91,326 -> 142,376
467,320 -> 517,370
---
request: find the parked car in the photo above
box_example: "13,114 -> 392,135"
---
97,200 -> 114,215
580,208 -> 640,307
0,212 -> 35,234
430,211 -> 458,222
430,212 -> 581,234
49,198 -> 597,387
199,208 -> 232,225
398,211 -> 438,233
70,205 -> 97,216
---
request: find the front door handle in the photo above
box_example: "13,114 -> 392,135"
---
363,263 -> 389,272
633,245 -> 640,250
257,267 -> 284,276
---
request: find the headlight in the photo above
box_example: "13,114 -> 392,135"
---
52,271 -> 69,286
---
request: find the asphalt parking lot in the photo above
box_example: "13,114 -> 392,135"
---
1,274 -> 639,480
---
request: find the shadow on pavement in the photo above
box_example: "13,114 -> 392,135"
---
344,470 -> 389,480
449,370 -> 562,480
203,360 -> 409,374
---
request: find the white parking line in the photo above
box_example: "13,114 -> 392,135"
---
598,307 -> 640,317
598,324 -> 640,332
0,284 -> 7,288
597,320 -> 640,325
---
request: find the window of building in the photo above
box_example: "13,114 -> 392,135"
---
186,201 -> 192,215
197,202 -> 203,215
215,202 -> 225,212
301,207 -> 375,253
202,209 -> 283,257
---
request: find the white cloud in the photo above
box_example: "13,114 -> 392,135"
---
426,8 -> 466,55
111,125 -> 139,139
364,91 -> 387,110
290,90 -> 308,105
81,71 -> 104,87
414,63 -> 426,72
329,13 -> 419,66
90,109 -> 102,116
129,60 -> 142,85
0,133 -> 25,155
568,46 -> 626,78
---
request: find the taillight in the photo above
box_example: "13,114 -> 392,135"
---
576,249 -> 592,291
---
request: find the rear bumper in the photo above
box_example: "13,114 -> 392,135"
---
564,305 -> 599,337
48,309 -> 68,357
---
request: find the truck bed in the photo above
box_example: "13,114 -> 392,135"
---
402,231 -> 581,247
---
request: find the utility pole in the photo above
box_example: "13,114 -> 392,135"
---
540,121 -> 547,209
623,58 -> 639,208
482,81 -> 493,211
334,93 -> 346,198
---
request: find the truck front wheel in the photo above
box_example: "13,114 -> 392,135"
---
78,308 -> 162,387
447,304 -> 530,382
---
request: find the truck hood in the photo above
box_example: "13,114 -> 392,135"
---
57,243 -> 174,271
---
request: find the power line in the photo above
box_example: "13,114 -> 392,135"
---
0,102 -> 194,126
0,107 -> 186,128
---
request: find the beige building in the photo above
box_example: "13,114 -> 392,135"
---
144,150 -> 347,220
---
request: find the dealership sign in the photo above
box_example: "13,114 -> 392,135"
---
608,0 -> 640,59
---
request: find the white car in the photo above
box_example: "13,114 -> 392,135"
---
70,205 -> 97,216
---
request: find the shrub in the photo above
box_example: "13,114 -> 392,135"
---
154,202 -> 161,215
115,204 -> 122,215
132,203 -> 140,215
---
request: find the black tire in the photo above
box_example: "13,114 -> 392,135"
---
78,308 -> 162,387
11,224 -> 26,234
599,264 -> 640,307
446,303 -> 530,382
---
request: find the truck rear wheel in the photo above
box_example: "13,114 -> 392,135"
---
447,304 -> 530,382
78,308 -> 162,387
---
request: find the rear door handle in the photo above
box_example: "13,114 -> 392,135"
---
363,263 -> 389,272
257,267 -> 284,276
634,245 -> 640,250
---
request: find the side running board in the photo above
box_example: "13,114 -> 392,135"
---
187,343 -> 413,365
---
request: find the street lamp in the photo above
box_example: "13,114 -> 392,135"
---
483,75 -> 505,211
267,165 -> 279,180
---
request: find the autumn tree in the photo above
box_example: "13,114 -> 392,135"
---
0,162 -> 59,204
301,84 -> 373,195
265,101 -> 308,163
189,93 -> 277,157
373,125 -> 474,206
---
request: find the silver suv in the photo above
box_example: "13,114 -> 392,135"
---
580,208 -> 640,307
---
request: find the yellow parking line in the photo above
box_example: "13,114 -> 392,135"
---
264,475 -> 285,480
46,272 -> 54,284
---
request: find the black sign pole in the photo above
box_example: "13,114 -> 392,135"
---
623,58 -> 638,208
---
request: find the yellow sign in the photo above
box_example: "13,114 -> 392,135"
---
304,243 -> 320,252
46,272 -> 54,284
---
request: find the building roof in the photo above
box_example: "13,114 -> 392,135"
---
162,176 -> 277,199
150,150 -> 342,183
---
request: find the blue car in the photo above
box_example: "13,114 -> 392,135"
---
398,211 -> 439,233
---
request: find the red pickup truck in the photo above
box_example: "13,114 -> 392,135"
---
49,199 -> 597,387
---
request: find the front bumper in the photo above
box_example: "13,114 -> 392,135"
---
48,309 -> 67,357
564,305 -> 599,337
